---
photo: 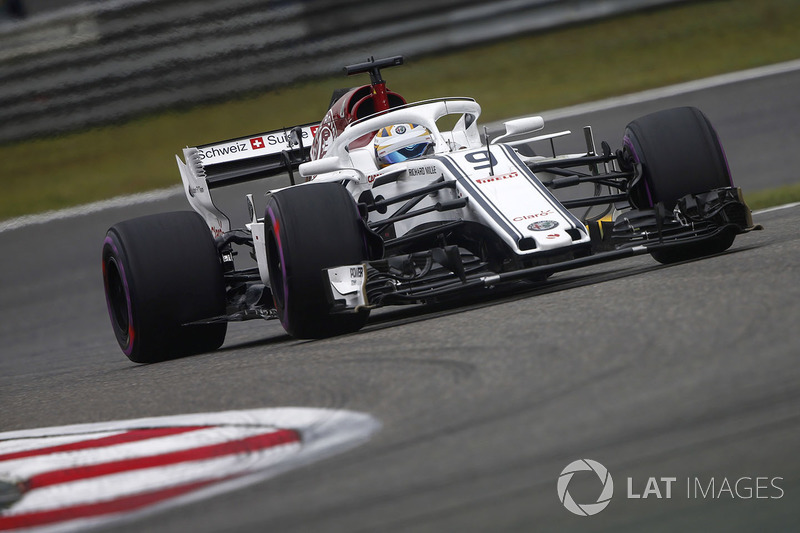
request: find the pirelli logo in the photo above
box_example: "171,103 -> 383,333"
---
475,171 -> 518,184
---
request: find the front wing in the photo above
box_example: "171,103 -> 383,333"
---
324,186 -> 758,312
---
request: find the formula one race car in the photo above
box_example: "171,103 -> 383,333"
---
102,56 -> 758,363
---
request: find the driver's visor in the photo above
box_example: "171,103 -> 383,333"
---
382,142 -> 431,165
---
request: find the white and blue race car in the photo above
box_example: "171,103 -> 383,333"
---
102,56 -> 757,363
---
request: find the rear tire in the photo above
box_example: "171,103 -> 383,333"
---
102,211 -> 227,363
624,107 -> 735,264
265,183 -> 369,338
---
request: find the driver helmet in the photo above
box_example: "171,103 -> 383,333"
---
374,123 -> 434,167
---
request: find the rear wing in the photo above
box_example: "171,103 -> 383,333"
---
189,123 -> 319,189
176,123 -> 318,236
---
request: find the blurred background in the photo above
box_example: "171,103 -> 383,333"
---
0,0 -> 698,143
1,0 -> 798,219
2,0 -> 83,18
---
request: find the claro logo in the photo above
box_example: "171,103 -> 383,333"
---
557,459 -> 614,516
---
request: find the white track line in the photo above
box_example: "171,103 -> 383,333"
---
753,202 -> 800,215
533,58 -> 800,122
0,186 -> 182,234
3,59 -> 800,234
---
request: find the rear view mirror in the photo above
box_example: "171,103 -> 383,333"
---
299,157 -> 342,178
491,116 -> 545,144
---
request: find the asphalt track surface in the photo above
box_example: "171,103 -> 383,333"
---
1,67 -> 799,531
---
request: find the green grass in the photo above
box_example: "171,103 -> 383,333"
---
2,0 -> 800,220
746,183 -> 800,211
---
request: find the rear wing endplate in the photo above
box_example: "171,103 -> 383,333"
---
176,123 -> 318,236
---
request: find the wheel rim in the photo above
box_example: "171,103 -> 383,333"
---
266,230 -> 285,311
103,237 -> 134,357
104,257 -> 130,340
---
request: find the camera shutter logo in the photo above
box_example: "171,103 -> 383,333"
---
557,459 -> 614,516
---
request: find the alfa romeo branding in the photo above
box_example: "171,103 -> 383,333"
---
528,220 -> 559,231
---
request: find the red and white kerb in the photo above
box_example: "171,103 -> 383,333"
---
0,408 -> 379,532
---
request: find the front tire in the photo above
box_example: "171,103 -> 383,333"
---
265,183 -> 370,338
624,107 -> 735,264
102,211 -> 227,363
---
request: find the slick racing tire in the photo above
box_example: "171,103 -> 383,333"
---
624,106 -> 735,264
102,211 -> 227,363
265,183 -> 370,338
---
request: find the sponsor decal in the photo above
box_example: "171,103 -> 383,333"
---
0,408 -> 378,532
198,141 -> 249,161
475,171 -> 518,185
528,220 -> 559,231
349,266 -> 364,287
513,209 -> 554,222
436,154 -> 524,242
313,124 -> 335,160
264,130 -> 314,147
407,166 -> 438,177
311,109 -> 338,161
546,233 -> 560,239
198,126 -> 318,163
